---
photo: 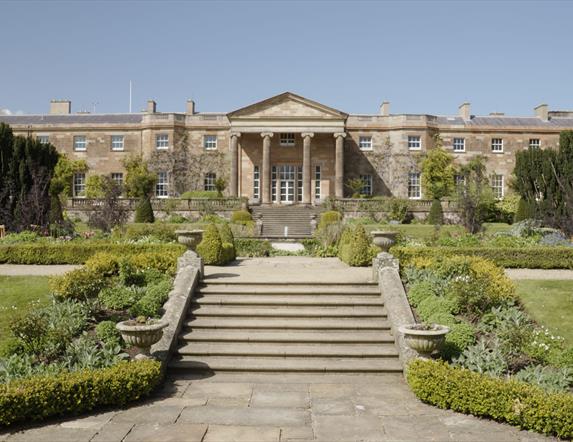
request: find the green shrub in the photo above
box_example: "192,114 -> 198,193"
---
218,223 -> 236,262
514,198 -> 536,223
318,211 -> 342,229
0,360 -> 161,427
427,199 -> 443,225
49,268 -> 107,301
98,285 -> 145,311
180,190 -> 219,199
406,359 -> 573,439
84,252 -> 121,276
514,365 -> 573,393
134,197 -> 155,223
442,321 -> 476,359
196,224 -> 224,265
388,197 -> 410,223
230,210 -> 252,225
95,321 -> 123,347
200,214 -> 226,224
125,250 -> 182,275
119,223 -> 178,242
338,225 -> 373,267
129,279 -> 172,318
235,239 -> 271,257
416,295 -> 459,321
407,281 -> 436,307
167,214 -> 188,223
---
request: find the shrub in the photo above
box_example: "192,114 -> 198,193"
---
125,250 -> 182,275
442,321 -> 476,359
180,190 -> 219,199
406,359 -> 573,439
407,281 -> 436,307
84,252 -> 121,276
514,198 -> 536,223
49,268 -> 107,301
218,223 -> 236,262
98,285 -> 145,311
318,211 -> 342,229
95,321 -> 123,347
338,225 -> 373,267
119,223 -> 178,242
230,210 -> 253,225
387,197 -> 410,223
514,365 -> 572,393
416,295 -> 459,321
454,338 -> 508,378
129,279 -> 172,318
0,360 -> 161,427
314,221 -> 344,248
134,197 -> 155,223
196,224 -> 224,265
235,239 -> 272,257
200,214 -> 226,224
427,199 -> 443,225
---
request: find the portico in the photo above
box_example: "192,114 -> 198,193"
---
227,92 -> 348,205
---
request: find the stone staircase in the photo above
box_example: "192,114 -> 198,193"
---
251,205 -> 320,238
169,280 -> 402,373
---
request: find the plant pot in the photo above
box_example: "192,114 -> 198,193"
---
371,231 -> 398,252
399,324 -> 450,358
116,320 -> 169,359
175,229 -> 203,251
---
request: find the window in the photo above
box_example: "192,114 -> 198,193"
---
73,173 -> 86,197
491,138 -> 504,153
408,172 -> 421,199
37,135 -> 49,144
253,166 -> 260,200
359,136 -> 373,151
111,135 -> 124,151
454,174 -> 466,187
529,138 -> 540,149
408,136 -> 422,150
453,138 -> 465,152
491,174 -> 504,199
280,133 -> 295,146
155,134 -> 169,149
73,136 -> 87,151
271,166 -> 277,203
203,135 -> 217,150
204,173 -> 216,191
360,174 -> 372,196
315,166 -> 321,201
156,172 -> 169,198
297,166 -> 303,203
111,173 -> 123,188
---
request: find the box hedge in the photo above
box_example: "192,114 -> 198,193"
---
0,242 -> 184,265
0,359 -> 161,427
391,245 -> 573,269
406,359 -> 573,438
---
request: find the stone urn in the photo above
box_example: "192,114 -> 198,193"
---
175,229 -> 203,250
371,231 -> 398,252
399,324 -> 450,358
116,320 -> 169,360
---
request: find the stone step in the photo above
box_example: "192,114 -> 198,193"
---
179,329 -> 395,343
197,286 -> 380,295
168,356 -> 403,373
189,305 -> 387,318
176,342 -> 399,358
184,317 -> 390,330
200,281 -> 378,286
194,294 -> 384,306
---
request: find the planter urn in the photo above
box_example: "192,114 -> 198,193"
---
175,229 -> 204,251
116,320 -> 169,359
399,324 -> 450,358
371,231 -> 398,252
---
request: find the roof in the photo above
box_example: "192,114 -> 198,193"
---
436,115 -> 573,128
0,113 -> 143,125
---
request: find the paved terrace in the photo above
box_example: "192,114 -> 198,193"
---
1,257 -> 556,441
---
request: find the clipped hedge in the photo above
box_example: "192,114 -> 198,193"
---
0,242 -> 184,265
0,360 -> 161,427
392,246 -> 573,269
235,238 -> 272,257
407,359 -> 573,438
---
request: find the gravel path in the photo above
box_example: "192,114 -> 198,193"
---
505,268 -> 573,280
0,264 -> 80,276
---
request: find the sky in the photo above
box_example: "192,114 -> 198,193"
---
1,0 -> 572,117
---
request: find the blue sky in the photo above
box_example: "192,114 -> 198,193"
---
1,0 -> 572,116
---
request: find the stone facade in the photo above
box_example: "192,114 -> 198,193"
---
2,93 -> 573,204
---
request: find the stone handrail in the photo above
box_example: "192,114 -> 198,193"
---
67,197 -> 246,211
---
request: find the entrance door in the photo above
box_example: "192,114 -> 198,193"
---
279,165 -> 296,204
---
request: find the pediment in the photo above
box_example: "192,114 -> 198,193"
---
228,92 -> 347,120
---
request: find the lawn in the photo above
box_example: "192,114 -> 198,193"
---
515,279 -> 573,346
0,276 -> 51,345
363,222 -> 511,240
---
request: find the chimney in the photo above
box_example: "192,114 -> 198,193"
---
49,100 -> 71,115
458,102 -> 471,121
379,101 -> 390,116
535,103 -> 548,121
147,100 -> 157,113
186,99 -> 196,115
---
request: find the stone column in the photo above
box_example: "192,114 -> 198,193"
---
334,132 -> 346,198
261,132 -> 273,204
229,132 -> 240,197
302,133 -> 314,204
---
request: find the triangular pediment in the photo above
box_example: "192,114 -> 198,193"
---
228,92 -> 348,120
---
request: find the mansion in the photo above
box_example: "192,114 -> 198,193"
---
1,92 -> 573,204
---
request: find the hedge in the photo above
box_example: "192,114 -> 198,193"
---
391,246 -> 573,269
0,360 -> 161,427
0,242 -> 185,265
407,359 -> 573,438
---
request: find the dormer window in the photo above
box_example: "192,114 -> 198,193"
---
280,133 -> 295,146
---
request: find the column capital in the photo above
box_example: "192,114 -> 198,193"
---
333,132 -> 346,138
260,132 -> 274,138
230,132 -> 241,138
301,132 -> 314,139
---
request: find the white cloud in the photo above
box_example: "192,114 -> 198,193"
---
0,109 -> 24,115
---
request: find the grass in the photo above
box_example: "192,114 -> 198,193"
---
361,222 -> 511,240
515,279 -> 573,346
0,276 -> 51,345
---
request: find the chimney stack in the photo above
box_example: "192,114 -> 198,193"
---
458,102 -> 471,121
186,99 -> 196,115
147,100 -> 157,113
49,100 -> 71,115
535,103 -> 548,121
379,101 -> 390,116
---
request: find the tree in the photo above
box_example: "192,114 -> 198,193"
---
123,155 -> 156,224
85,175 -> 106,198
346,177 -> 366,198
456,156 -> 494,234
49,154 -> 88,223
88,176 -> 127,232
421,135 -> 454,225
215,177 -> 226,198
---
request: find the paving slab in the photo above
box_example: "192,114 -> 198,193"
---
178,406 -> 311,427
123,423 -> 207,442
90,422 -> 134,442
203,424 -> 280,442
313,414 -> 386,442
111,404 -> 184,424
250,390 -> 309,409
6,425 -> 97,442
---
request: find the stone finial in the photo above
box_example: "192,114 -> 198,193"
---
535,103 -> 548,121
380,101 -> 390,116
147,100 -> 157,113
49,100 -> 71,115
458,102 -> 471,121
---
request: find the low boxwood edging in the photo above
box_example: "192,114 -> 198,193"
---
0,242 -> 185,265
407,359 -> 573,439
391,246 -> 573,269
0,359 -> 161,427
